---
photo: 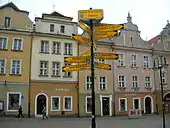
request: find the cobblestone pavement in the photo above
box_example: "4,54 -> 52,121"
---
0,115 -> 169,128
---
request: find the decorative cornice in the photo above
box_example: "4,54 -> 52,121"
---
0,81 -> 29,85
31,80 -> 78,84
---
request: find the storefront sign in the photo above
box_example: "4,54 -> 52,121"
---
56,88 -> 70,92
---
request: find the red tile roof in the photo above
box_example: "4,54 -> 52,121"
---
149,35 -> 160,45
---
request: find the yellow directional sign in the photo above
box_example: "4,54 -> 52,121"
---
94,31 -> 118,40
81,50 -> 91,57
64,56 -> 89,63
94,52 -> 118,60
72,34 -> 89,44
94,62 -> 111,70
78,22 -> 90,33
94,23 -> 124,32
62,63 -> 90,72
78,9 -> 103,21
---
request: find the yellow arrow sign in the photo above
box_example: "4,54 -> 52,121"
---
62,63 -> 90,72
78,9 -> 103,21
78,22 -> 90,33
94,53 -> 118,60
81,50 -> 91,57
64,56 -> 89,63
94,62 -> 111,70
72,34 -> 90,44
94,31 -> 118,40
94,23 -> 124,32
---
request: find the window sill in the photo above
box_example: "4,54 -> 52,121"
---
51,110 -> 60,112
132,87 -> 140,91
39,75 -> 49,77
64,54 -> 73,56
9,74 -> 21,76
51,75 -> 61,77
0,73 -> 6,76
11,49 -> 23,52
143,67 -> 152,70
7,110 -> 18,112
63,76 -> 72,78
145,87 -> 152,91
39,51 -> 49,54
117,65 -> 126,68
130,66 -> 139,69
99,89 -> 107,91
118,87 -> 127,90
63,109 -> 72,112
52,53 -> 61,55
0,49 -> 8,51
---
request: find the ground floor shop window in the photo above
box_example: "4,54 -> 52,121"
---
63,96 -> 72,111
119,98 -> 127,111
7,92 -> 21,111
51,96 -> 60,111
86,96 -> 92,113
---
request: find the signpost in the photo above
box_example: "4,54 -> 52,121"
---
94,62 -> 111,70
72,34 -> 90,44
94,52 -> 118,60
64,56 -> 89,63
94,31 -> 118,40
62,63 -> 90,72
81,50 -> 91,57
78,21 -> 90,33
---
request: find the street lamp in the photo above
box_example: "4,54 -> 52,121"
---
153,55 -> 168,128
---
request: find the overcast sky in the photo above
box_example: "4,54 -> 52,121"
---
1,0 -> 170,40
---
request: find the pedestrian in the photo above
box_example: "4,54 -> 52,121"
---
17,105 -> 24,118
42,104 -> 48,119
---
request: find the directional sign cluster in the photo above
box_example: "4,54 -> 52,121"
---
62,9 -> 124,72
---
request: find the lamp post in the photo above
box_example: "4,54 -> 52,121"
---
153,55 -> 168,128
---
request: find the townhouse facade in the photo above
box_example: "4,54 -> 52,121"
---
30,11 -> 79,117
149,21 -> 170,114
0,2 -> 33,115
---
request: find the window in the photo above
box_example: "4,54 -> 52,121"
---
11,60 -> 21,75
52,62 -> 60,77
118,75 -> 125,87
85,96 -> 92,113
12,38 -> 23,51
86,76 -> 92,90
40,41 -> 49,53
39,61 -> 48,76
99,77 -> 106,90
64,43 -> 72,55
50,24 -> 54,32
145,76 -> 151,88
7,92 -> 21,111
119,98 -> 127,111
0,37 -> 7,50
60,25 -> 65,33
0,59 -> 6,74
130,36 -> 133,42
133,98 -> 140,110
161,71 -> 166,84
51,96 -> 60,111
131,55 -> 137,67
143,56 -> 149,68
52,42 -> 61,54
98,59 -> 105,63
4,17 -> 11,27
63,96 -> 72,111
118,54 -> 124,66
63,63 -> 72,77
132,76 -> 138,88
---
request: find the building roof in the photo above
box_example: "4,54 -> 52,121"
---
42,11 -> 73,20
0,2 -> 29,14
148,35 -> 160,45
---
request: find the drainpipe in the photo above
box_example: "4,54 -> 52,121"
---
77,39 -> 80,117
28,26 -> 35,118
151,48 -> 159,115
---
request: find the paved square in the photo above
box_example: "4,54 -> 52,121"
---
0,115 -> 169,128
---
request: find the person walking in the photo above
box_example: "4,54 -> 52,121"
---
42,105 -> 48,119
17,105 -> 24,118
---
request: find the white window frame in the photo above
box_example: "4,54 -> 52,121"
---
52,42 -> 61,54
50,24 -> 55,32
64,43 -> 72,55
143,56 -> 149,68
7,92 -> 21,112
132,76 -> 139,88
99,76 -> 107,90
4,16 -> 11,27
39,61 -> 49,76
118,53 -> 125,66
12,38 -> 23,51
40,40 -> 49,53
118,75 -> 126,87
10,59 -> 22,75
0,59 -> 6,74
118,98 -> 127,111
60,25 -> 65,33
51,96 -> 60,111
86,76 -> 92,90
52,61 -> 60,76
145,76 -> 151,88
133,97 -> 141,110
85,96 -> 92,113
0,37 -> 8,50
131,54 -> 137,67
63,96 -> 73,111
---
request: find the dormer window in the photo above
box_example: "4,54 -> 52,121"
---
50,24 -> 54,32
60,25 -> 65,33
4,17 -> 11,27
